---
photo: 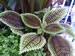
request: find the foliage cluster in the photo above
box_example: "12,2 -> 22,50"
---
0,7 -> 74,56
0,0 -> 74,56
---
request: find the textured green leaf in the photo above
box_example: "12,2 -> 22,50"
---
0,28 -> 21,56
48,35 -> 72,56
21,13 -> 41,29
10,28 -> 24,36
24,48 -> 46,56
0,11 -> 24,29
43,23 -> 64,34
43,8 -> 67,24
19,33 -> 46,54
60,23 -> 75,38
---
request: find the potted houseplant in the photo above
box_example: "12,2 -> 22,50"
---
0,0 -> 74,56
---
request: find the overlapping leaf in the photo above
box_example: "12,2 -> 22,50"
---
43,8 -> 67,24
0,11 -> 24,29
10,28 -> 24,36
48,35 -> 72,56
60,23 -> 71,29
43,23 -> 64,34
19,33 -> 46,54
60,23 -> 75,38
21,13 -> 41,29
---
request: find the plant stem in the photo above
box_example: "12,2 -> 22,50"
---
43,43 -> 51,56
19,0 -> 30,13
46,0 -> 52,8
0,0 -> 12,10
15,2 -> 20,12
29,0 -> 36,13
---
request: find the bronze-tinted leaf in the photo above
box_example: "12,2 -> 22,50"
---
43,23 -> 64,34
19,33 -> 46,54
60,23 -> 75,38
48,35 -> 72,56
0,11 -> 24,29
43,8 -> 67,24
21,13 -> 41,29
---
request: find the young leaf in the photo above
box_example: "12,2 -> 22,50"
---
60,23 -> 75,38
43,23 -> 64,34
37,28 -> 43,34
48,35 -> 72,56
43,8 -> 67,24
19,33 -> 46,54
10,28 -> 24,36
21,13 -> 41,29
0,11 -> 24,29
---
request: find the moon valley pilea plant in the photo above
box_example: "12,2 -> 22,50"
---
0,7 -> 75,56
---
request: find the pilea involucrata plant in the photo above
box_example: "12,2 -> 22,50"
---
0,7 -> 75,56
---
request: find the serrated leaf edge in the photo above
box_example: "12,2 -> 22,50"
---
0,11 -> 24,29
19,32 -> 46,54
48,36 -> 73,56
21,13 -> 41,29
43,8 -> 67,24
48,37 -> 57,56
10,28 -> 24,36
0,10 -> 20,17
43,23 -> 64,34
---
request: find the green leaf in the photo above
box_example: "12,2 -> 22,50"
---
0,28 -> 21,56
60,23 -> 75,38
0,11 -> 24,29
48,35 -> 72,56
10,28 -> 24,36
19,33 -> 46,54
43,23 -> 64,34
24,48 -> 46,56
21,13 -> 41,29
43,8 -> 67,24
37,28 -> 43,34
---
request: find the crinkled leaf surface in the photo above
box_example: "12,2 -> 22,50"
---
43,8 -> 67,24
60,23 -> 75,38
21,13 -> 41,29
43,23 -> 64,34
0,11 -> 24,29
10,28 -> 24,36
48,35 -> 72,56
19,33 -> 46,54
